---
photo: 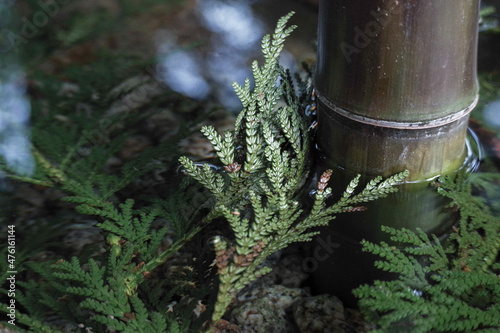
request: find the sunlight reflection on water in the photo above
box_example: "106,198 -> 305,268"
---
0,0 -> 34,178
0,65 -> 34,177
198,0 -> 263,50
483,99 -> 500,129
156,0 -> 266,109
157,44 -> 211,100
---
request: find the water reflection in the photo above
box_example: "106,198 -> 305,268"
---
483,99 -> 500,128
0,1 -> 34,179
0,65 -> 34,177
156,39 -> 211,100
156,0 -> 266,109
479,3 -> 499,32
198,0 -> 263,50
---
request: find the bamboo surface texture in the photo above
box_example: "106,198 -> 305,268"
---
311,0 -> 481,303
316,0 -> 480,181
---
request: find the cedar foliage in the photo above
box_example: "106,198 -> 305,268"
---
3,6 -> 496,333
354,173 -> 500,332
178,12 -> 407,330
0,3 -> 209,330
0,11 -> 408,332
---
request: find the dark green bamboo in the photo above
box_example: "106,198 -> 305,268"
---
316,0 -> 479,180
311,0 -> 480,304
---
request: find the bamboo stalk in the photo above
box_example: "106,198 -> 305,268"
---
311,0 -> 480,305
316,0 -> 479,181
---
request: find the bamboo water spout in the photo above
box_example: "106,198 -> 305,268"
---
312,0 -> 480,304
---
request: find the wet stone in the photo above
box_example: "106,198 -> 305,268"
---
258,253 -> 309,288
229,297 -> 288,333
293,295 -> 346,333
230,285 -> 309,333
